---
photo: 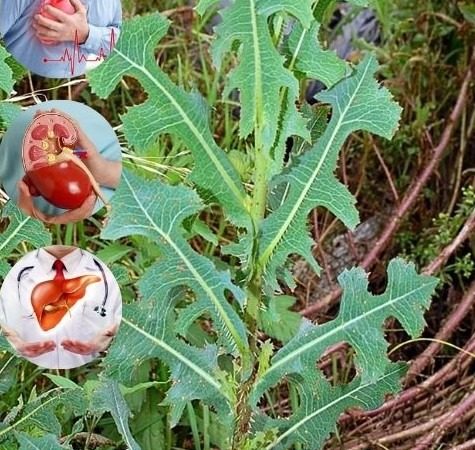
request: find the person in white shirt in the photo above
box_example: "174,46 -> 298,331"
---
0,246 -> 122,369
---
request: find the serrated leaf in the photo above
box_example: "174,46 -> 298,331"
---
102,294 -> 232,426
211,0 -> 307,151
101,170 -> 248,355
89,379 -> 141,450
15,432 -> 65,450
0,388 -> 85,443
251,259 -> 438,407
88,14 -> 250,229
0,46 -> 14,95
258,296 -> 301,343
0,102 -> 21,129
0,203 -> 52,278
287,22 -> 350,88
259,55 -> 402,289
255,363 -> 405,450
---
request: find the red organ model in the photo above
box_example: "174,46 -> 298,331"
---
31,260 -> 101,331
22,112 -> 108,211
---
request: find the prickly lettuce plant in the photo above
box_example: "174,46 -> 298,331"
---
0,1 -> 438,449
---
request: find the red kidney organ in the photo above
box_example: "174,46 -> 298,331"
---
22,113 -> 93,210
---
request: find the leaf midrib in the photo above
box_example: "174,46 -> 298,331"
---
0,387 -> 63,438
123,174 -> 247,356
259,58 -> 372,266
255,281 -> 432,393
123,318 -> 223,392
0,216 -> 31,253
110,381 -> 139,450
112,48 -> 246,207
266,366 -> 401,449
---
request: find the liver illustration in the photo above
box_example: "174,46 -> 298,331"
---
31,274 -> 101,331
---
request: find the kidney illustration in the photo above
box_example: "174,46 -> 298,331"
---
22,112 -> 108,211
31,274 -> 101,331
38,0 -> 76,45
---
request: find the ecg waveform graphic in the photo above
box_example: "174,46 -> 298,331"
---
43,28 -> 116,76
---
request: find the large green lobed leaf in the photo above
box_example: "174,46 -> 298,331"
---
251,259 -> 438,409
208,0 -> 312,152
259,55 -> 402,289
102,292 -> 233,427
101,170 -> 249,356
88,14 -> 250,229
255,363 -> 406,449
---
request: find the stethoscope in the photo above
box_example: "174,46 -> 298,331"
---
16,254 -> 109,317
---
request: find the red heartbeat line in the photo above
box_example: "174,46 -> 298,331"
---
43,28 -> 116,76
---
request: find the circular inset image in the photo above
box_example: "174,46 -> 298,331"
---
0,246 -> 122,369
0,0 -> 122,79
0,100 -> 122,224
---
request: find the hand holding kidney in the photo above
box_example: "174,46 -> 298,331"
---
22,112 -> 93,209
22,112 -> 109,214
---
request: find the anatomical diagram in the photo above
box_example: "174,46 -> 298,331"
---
31,261 -> 101,331
22,112 -> 110,211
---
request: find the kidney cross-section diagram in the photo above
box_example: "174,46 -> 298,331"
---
23,112 -> 106,210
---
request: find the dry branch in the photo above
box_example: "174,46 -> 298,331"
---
406,279 -> 475,383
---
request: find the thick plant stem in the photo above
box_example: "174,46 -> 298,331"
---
232,370 -> 257,450
236,5 -> 275,440
236,114 -> 270,450
250,148 -> 271,225
248,144 -> 270,321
